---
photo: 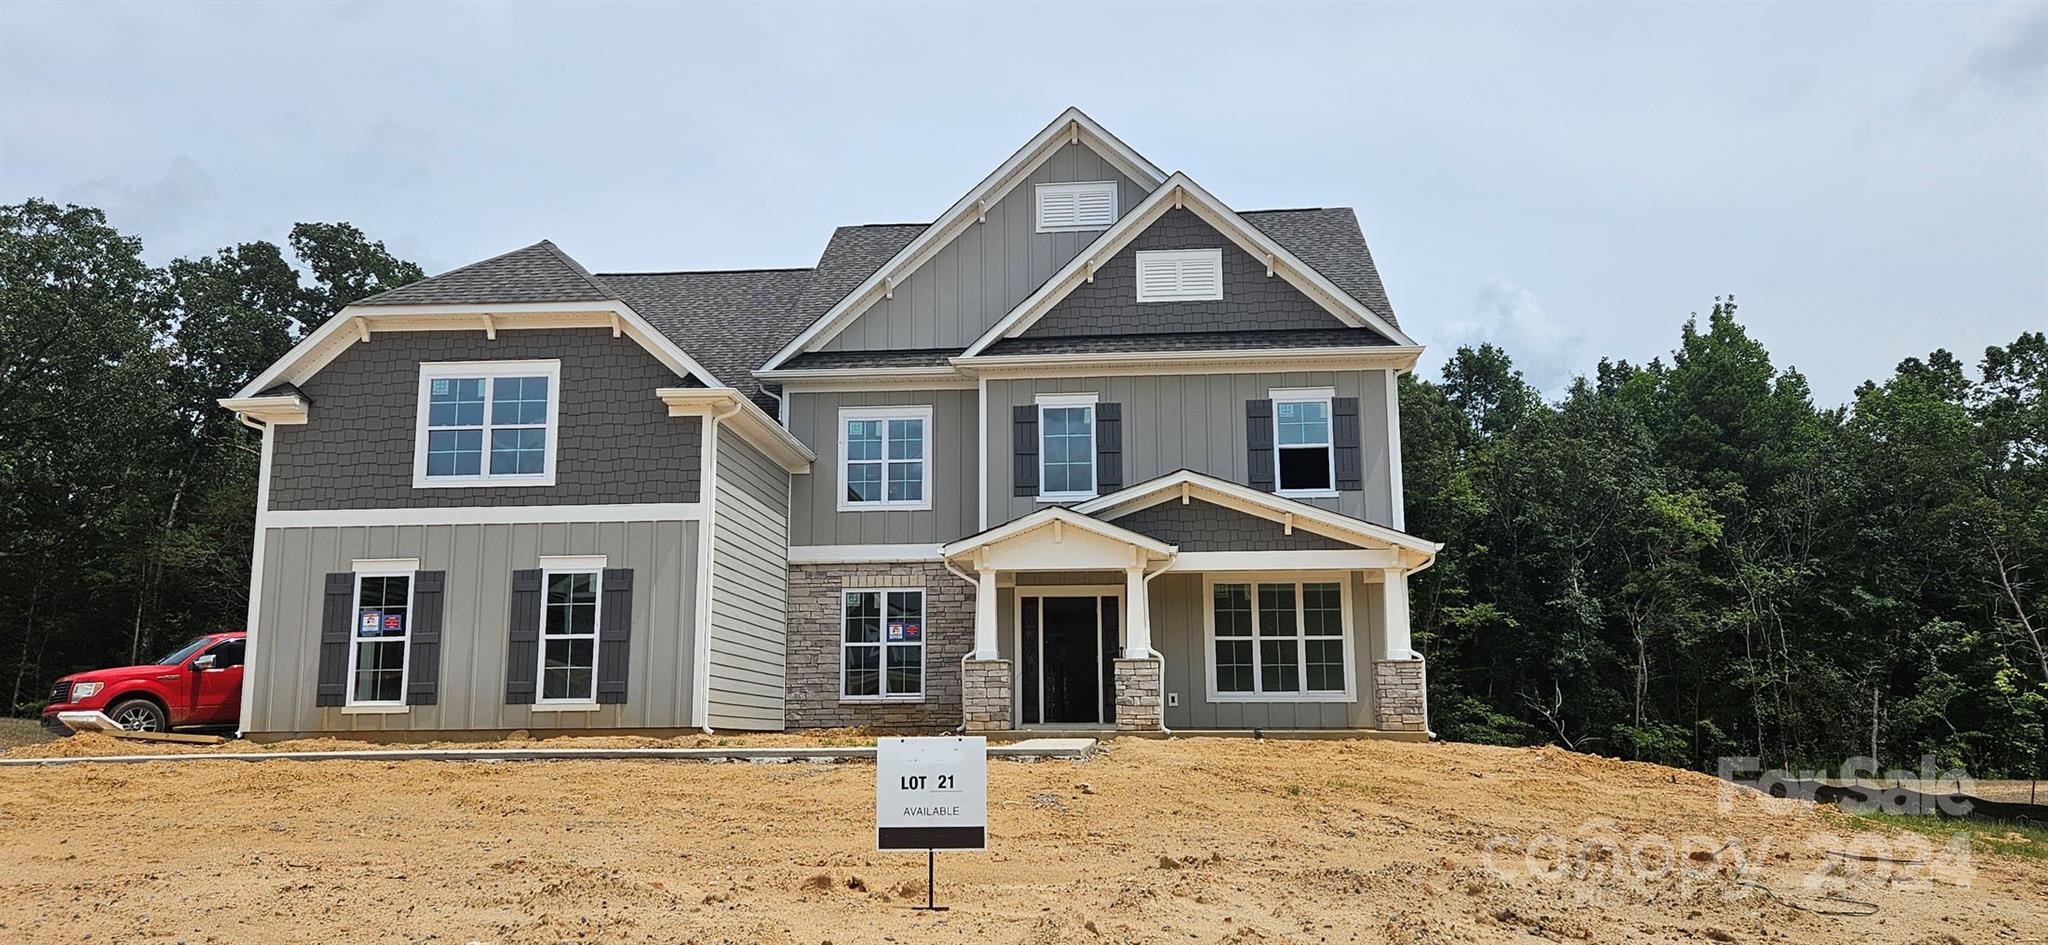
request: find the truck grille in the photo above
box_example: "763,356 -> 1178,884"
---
51,682 -> 70,704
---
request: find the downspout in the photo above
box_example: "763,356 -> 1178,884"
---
1142,556 -> 1174,734
696,397 -> 746,736
944,559 -> 980,734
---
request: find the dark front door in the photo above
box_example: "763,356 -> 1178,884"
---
1040,597 -> 1100,724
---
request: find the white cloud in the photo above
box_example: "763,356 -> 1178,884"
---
1433,276 -> 1586,396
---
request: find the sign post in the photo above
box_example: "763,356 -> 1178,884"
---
876,736 -> 987,911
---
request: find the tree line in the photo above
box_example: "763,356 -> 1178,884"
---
3,198 -> 2041,778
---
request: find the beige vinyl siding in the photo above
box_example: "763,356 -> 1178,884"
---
820,145 -> 1153,353
249,520 -> 698,734
707,433 -> 792,730
786,388 -> 979,545
984,370 -> 1395,528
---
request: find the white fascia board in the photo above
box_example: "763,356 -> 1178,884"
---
759,108 -> 1168,373
230,299 -> 725,401
959,174 -> 1418,357
217,394 -> 309,425
951,345 -> 1425,377
657,388 -> 816,474
789,544 -> 944,564
939,506 -> 1176,560
1074,469 -> 1441,560
261,503 -> 706,529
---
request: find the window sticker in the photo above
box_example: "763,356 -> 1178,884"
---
888,621 -> 922,642
361,611 -> 381,632
431,378 -> 451,395
382,613 -> 403,632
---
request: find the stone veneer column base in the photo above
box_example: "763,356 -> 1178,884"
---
961,660 -> 1013,732
1113,658 -> 1163,731
1374,658 -> 1428,732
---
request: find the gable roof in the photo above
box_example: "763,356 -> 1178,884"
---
958,174 -> 1418,358
1241,209 -> 1398,328
759,108 -> 1168,372
1075,469 -> 1441,563
352,240 -> 618,308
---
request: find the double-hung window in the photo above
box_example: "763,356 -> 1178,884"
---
842,589 -> 924,700
347,560 -> 416,706
414,360 -> 562,487
1207,577 -> 1352,700
537,560 -> 602,704
1037,394 -> 1097,501
1271,387 -> 1336,496
838,406 -> 931,510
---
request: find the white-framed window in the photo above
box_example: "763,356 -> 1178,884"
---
1204,574 -> 1354,702
841,588 -> 924,700
538,555 -> 604,704
1271,387 -> 1337,496
1035,181 -> 1119,233
1036,393 -> 1098,501
1135,248 -> 1224,302
346,558 -> 418,707
838,406 -> 932,511
412,360 -> 562,487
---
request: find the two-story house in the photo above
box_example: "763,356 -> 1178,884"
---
220,109 -> 1439,740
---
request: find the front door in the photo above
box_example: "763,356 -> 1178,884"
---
1020,594 -> 1120,726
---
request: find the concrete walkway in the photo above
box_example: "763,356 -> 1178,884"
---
0,737 -> 1096,768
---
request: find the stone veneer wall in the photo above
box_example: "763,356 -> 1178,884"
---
1374,659 -> 1427,732
961,661 -> 1013,732
786,562 -> 975,729
1113,659 -> 1163,731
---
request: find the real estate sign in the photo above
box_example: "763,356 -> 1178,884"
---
876,736 -> 987,851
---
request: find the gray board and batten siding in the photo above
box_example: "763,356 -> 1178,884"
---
268,329 -> 704,510
707,432 -> 794,730
785,387 -> 981,546
820,145 -> 1154,353
984,370 -> 1397,529
249,520 -> 699,735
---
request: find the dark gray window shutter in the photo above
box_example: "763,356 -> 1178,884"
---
405,571 -> 446,706
1246,399 -> 1275,492
315,573 -> 353,707
595,568 -> 634,704
1095,402 -> 1123,493
1332,397 -> 1363,491
505,569 -> 542,705
1012,405 -> 1038,497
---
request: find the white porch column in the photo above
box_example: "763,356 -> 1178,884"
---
973,565 -> 1001,659
1379,568 -> 1413,660
1122,565 -> 1152,659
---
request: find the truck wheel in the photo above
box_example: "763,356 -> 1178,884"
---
106,698 -> 167,733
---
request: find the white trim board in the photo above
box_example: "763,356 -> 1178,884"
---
259,503 -> 707,529
760,107 -> 1167,372
789,544 -> 944,564
960,173 -> 1417,357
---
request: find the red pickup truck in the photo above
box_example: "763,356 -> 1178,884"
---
42,632 -> 247,733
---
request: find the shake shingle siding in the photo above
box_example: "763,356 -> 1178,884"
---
1105,498 -> 1355,551
1019,209 -> 1352,339
707,432 -> 792,730
268,329 -> 702,509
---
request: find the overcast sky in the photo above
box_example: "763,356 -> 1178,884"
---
4,1 -> 2042,401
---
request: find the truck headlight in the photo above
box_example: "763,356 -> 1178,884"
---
70,682 -> 103,701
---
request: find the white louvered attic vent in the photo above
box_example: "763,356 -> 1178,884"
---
1035,181 -> 1119,233
1134,248 -> 1224,303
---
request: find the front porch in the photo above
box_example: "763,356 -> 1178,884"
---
939,471 -> 1439,734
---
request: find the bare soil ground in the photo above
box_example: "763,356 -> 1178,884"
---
0,736 -> 2041,945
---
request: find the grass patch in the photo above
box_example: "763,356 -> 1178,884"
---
1855,810 -> 2048,861
0,718 -> 55,750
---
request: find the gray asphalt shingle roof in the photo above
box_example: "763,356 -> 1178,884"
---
353,240 -> 618,307
352,207 -> 1397,393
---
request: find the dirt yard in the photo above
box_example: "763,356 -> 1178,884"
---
0,736 -> 2041,945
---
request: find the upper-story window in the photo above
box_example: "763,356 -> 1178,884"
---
1037,393 -> 1097,501
839,406 -> 931,511
1035,181 -> 1118,233
1135,248 -> 1223,302
413,360 -> 561,487
1271,387 -> 1336,496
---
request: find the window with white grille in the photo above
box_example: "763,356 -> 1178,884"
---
1134,248 -> 1224,302
1035,181 -> 1118,232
